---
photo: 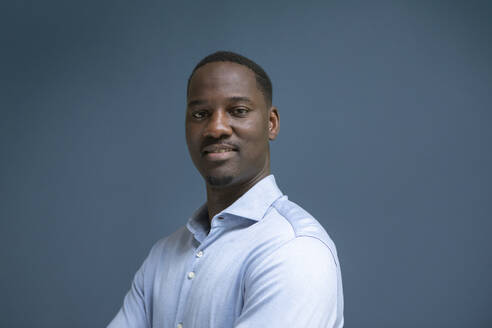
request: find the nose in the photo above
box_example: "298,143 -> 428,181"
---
203,109 -> 232,139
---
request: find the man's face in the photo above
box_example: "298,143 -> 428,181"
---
186,62 -> 279,188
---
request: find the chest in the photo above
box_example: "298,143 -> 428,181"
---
151,227 -> 262,327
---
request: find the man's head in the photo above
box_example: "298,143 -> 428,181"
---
185,51 -> 279,188
187,51 -> 273,107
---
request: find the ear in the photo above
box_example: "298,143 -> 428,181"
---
268,106 -> 280,140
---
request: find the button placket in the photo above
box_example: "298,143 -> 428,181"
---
175,216 -> 230,326
174,244 -> 204,326
176,217 -> 229,326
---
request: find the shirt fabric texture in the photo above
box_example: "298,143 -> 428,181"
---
108,175 -> 344,328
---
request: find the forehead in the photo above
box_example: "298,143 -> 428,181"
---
188,62 -> 263,103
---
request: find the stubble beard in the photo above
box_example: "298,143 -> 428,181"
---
206,175 -> 234,187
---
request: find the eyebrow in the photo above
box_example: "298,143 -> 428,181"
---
187,96 -> 254,108
187,99 -> 208,107
228,96 -> 254,105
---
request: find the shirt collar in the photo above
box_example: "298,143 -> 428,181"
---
220,174 -> 283,221
186,204 -> 209,243
186,175 -> 283,239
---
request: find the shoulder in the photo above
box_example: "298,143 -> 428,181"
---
138,226 -> 192,274
147,226 -> 192,257
243,233 -> 340,308
270,196 -> 340,267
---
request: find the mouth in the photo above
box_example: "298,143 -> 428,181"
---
203,148 -> 236,154
201,144 -> 238,161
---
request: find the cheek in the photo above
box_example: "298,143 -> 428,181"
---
185,134 -> 203,163
249,122 -> 269,143
236,125 -> 270,156
185,124 -> 200,145
238,115 -> 269,138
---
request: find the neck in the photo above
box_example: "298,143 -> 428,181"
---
205,168 -> 270,221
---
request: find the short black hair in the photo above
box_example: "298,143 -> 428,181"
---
187,51 -> 273,106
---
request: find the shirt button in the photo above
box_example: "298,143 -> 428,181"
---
187,271 -> 195,279
217,216 -> 224,220
177,323 -> 183,328
196,251 -> 203,258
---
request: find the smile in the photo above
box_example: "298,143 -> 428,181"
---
201,143 -> 238,156
205,149 -> 235,154
202,147 -> 237,161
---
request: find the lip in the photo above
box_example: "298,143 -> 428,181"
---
203,149 -> 237,161
201,143 -> 238,161
201,143 -> 238,155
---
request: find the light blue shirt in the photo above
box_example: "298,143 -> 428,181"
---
108,175 -> 344,328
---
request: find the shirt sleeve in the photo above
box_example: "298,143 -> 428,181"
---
234,236 -> 341,328
107,255 -> 151,328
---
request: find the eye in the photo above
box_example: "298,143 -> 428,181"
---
230,107 -> 250,117
191,110 -> 209,120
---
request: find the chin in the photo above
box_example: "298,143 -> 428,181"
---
206,175 -> 235,187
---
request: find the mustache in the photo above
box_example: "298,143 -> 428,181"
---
200,138 -> 239,153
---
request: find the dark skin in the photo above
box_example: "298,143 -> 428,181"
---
186,62 -> 280,222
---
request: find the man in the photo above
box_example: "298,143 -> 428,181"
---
108,51 -> 344,328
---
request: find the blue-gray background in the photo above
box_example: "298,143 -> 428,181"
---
1,1 -> 491,327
